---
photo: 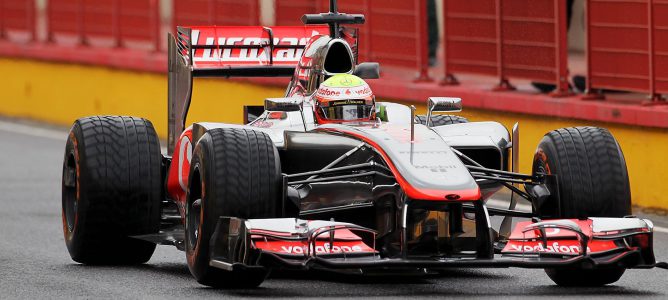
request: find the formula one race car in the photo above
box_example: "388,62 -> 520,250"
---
61,1 -> 666,289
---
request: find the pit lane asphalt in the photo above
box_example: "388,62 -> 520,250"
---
1,118 -> 666,299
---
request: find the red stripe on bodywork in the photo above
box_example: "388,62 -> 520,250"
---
318,127 -> 481,201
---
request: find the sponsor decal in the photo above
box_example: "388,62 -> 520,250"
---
317,86 -> 372,100
252,120 -> 274,128
281,243 -> 364,254
413,165 -> 458,173
399,150 -> 449,154
507,241 -> 585,254
325,74 -> 364,87
503,239 -> 620,254
191,29 -> 322,63
330,99 -> 365,107
317,87 -> 341,97
255,240 -> 375,255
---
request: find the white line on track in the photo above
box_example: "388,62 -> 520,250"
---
0,119 -> 68,140
1,119 -> 667,233
654,226 -> 668,234
0,119 -> 168,153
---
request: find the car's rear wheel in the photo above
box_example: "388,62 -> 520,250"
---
62,116 -> 162,264
185,128 -> 281,288
415,114 -> 468,126
532,126 -> 631,286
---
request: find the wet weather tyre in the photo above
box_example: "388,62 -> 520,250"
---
62,116 -> 162,264
544,268 -> 626,287
415,114 -> 468,126
185,128 -> 281,288
532,126 -> 631,286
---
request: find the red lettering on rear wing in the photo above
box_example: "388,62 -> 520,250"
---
173,25 -> 329,76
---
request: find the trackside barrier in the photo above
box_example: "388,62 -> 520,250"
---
322,0 -> 433,81
368,0 -> 431,81
274,0 -> 431,81
47,0 -> 83,43
47,0 -> 160,51
586,0 -> 667,103
0,0 -> 36,41
173,0 -> 260,27
443,0 -> 569,96
116,0 -> 160,51
274,0 -> 322,26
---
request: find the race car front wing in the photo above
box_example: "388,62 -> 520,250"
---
207,216 -> 667,273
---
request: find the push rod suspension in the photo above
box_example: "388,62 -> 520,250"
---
466,165 -> 535,180
289,171 -> 393,185
453,148 -> 533,200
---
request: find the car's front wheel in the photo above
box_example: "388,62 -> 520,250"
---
185,128 -> 282,288
532,126 -> 631,286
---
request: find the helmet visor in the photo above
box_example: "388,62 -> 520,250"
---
319,99 -> 373,121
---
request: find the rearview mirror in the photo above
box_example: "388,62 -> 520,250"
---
426,97 -> 462,127
264,97 -> 302,112
353,62 -> 380,79
428,97 -> 462,113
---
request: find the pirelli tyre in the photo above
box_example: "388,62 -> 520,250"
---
185,128 -> 282,288
62,116 -> 162,264
415,114 -> 468,126
532,126 -> 631,286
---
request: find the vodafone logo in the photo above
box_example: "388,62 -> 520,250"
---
317,87 -> 341,97
281,243 -> 364,254
354,87 -> 371,96
508,242 -> 587,254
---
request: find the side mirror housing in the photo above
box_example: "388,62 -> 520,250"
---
264,97 -> 302,112
426,97 -> 462,127
353,62 -> 380,79
428,97 -> 462,113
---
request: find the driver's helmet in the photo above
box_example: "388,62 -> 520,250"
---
314,74 -> 375,124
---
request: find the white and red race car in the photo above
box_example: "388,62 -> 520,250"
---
61,1 -> 666,289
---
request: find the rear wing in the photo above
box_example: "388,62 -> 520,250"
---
167,25 -> 329,154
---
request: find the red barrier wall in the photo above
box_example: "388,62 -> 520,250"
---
173,0 -> 260,27
276,0 -> 429,80
0,0 -> 36,40
587,0 -> 668,101
444,0 -> 569,95
48,0 -> 159,50
117,0 -> 160,50
274,0 -> 320,25
443,0 -> 498,80
47,0 -> 82,42
655,0 -> 668,95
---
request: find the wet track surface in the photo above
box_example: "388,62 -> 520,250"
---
1,119 -> 667,299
